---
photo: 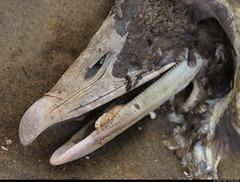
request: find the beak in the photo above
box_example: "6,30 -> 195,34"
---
19,11 -> 175,146
19,0 -> 206,165
49,55 -> 204,165
19,5 -> 131,146
19,0 -> 176,147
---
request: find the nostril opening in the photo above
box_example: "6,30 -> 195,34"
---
84,54 -> 107,80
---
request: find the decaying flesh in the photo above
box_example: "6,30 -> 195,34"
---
19,0 -> 240,179
95,104 -> 123,132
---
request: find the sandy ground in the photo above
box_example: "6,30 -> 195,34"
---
0,0 -> 239,179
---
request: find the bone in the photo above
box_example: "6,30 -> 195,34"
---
181,79 -> 200,113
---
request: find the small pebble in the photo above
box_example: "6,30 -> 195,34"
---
6,139 -> 12,145
85,156 -> 90,160
149,111 -> 156,119
1,146 -> 8,151
163,140 -> 178,151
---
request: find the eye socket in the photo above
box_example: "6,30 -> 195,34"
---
84,54 -> 107,80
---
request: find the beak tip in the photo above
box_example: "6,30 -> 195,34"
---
49,131 -> 103,165
19,109 -> 40,146
19,97 -> 52,146
49,145 -> 70,165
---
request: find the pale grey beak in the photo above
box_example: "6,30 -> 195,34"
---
19,0 -> 178,150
